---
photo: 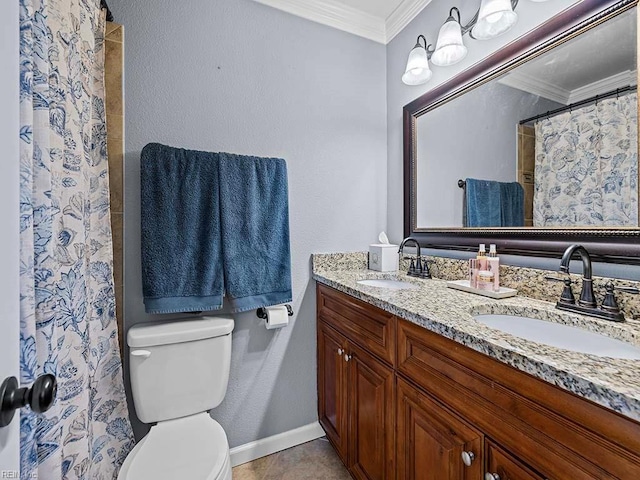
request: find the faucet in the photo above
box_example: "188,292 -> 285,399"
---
398,237 -> 431,278
548,244 -> 638,322
559,244 -> 596,308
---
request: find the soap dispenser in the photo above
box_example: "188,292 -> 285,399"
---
487,244 -> 500,291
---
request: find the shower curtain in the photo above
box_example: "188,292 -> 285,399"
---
533,93 -> 638,227
19,1 -> 134,479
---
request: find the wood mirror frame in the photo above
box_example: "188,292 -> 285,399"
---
403,0 -> 640,265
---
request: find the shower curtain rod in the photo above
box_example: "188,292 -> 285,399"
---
519,84 -> 637,125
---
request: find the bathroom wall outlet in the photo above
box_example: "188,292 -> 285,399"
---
369,244 -> 399,272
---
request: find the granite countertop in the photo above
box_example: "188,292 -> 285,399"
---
312,254 -> 640,422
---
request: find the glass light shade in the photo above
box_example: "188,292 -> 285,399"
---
402,45 -> 432,85
431,18 -> 467,67
472,0 -> 518,40
402,68 -> 432,86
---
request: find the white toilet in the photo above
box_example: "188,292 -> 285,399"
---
118,316 -> 235,480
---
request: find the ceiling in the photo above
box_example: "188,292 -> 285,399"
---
251,0 -> 433,44
499,7 -> 637,105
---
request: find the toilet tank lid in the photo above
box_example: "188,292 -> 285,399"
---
128,316 -> 234,348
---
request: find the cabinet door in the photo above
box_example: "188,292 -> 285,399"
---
318,321 -> 348,462
397,378 -> 483,480
347,343 -> 395,480
485,441 -> 546,480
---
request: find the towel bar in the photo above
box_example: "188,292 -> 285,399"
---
256,305 -> 294,319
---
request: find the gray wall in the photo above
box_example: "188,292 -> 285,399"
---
416,82 -> 561,227
107,0 -> 387,446
386,0 -> 640,280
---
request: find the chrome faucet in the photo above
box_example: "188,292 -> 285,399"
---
547,244 -> 638,322
398,237 -> 431,278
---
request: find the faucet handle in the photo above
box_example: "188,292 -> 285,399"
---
545,276 -> 575,305
601,281 -> 639,313
418,255 -> 432,279
611,282 -> 640,295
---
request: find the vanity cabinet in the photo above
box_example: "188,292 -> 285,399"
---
317,284 -> 396,480
316,284 -> 640,480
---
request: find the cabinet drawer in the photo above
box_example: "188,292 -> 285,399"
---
486,440 -> 545,480
317,284 -> 395,366
397,319 -> 640,480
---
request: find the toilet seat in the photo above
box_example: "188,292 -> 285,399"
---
118,413 -> 231,480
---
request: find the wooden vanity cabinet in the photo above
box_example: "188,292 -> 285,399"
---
317,284 -> 396,480
397,318 -> 640,480
316,284 -> 640,480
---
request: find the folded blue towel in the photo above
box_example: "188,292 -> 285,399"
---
500,182 -> 525,227
218,153 -> 292,313
140,143 -> 224,314
465,178 -> 502,227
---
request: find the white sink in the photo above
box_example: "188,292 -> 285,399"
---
357,279 -> 418,290
474,314 -> 640,359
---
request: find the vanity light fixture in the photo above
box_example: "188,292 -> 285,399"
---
402,35 -> 433,86
431,8 -> 468,67
472,0 -> 518,40
402,0 -> 522,85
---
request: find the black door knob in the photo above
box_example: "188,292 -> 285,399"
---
0,374 -> 57,428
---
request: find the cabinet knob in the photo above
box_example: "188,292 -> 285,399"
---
337,348 -> 344,355
485,473 -> 500,480
461,451 -> 475,466
344,354 -> 352,362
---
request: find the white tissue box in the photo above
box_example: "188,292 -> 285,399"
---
369,244 -> 399,272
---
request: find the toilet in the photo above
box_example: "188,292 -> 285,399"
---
118,316 -> 235,480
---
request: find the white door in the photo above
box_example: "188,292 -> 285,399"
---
0,0 -> 21,476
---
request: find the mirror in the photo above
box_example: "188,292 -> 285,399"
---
404,1 -> 640,263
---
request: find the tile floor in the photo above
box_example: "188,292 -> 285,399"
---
232,437 -> 351,479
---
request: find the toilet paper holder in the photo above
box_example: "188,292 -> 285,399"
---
256,305 -> 294,319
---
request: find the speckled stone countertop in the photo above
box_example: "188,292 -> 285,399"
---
312,252 -> 640,422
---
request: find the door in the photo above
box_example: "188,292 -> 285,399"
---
0,0 -> 21,474
347,343 -> 394,480
396,378 -> 483,480
318,321 -> 348,462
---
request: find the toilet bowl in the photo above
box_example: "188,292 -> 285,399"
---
118,413 -> 231,480
118,316 -> 234,480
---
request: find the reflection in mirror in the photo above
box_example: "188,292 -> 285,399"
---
415,7 -> 637,230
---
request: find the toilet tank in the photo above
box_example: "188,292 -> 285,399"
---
127,316 -> 234,424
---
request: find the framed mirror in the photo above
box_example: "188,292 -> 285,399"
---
404,0 -> 640,264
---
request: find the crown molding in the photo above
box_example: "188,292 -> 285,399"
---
386,0 -> 433,43
498,71 -> 571,105
568,70 -> 637,103
253,0 -> 386,43
252,0 -> 432,44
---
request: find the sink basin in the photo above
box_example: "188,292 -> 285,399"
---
474,314 -> 640,359
357,279 -> 418,290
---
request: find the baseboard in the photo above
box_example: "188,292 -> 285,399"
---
230,421 -> 325,467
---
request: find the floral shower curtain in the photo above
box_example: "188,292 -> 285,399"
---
533,92 -> 638,227
19,0 -> 134,479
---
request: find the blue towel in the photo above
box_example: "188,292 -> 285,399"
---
218,153 -> 292,313
140,143 -> 224,314
500,182 -> 525,227
465,178 -> 502,227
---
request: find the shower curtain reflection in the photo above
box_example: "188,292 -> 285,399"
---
533,92 -> 638,227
